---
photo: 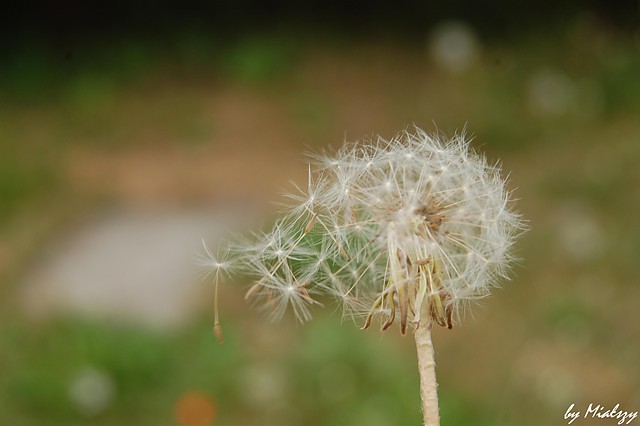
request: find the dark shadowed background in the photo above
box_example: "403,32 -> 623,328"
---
1,2 -> 639,425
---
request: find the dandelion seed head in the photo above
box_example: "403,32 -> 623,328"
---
215,127 -> 524,331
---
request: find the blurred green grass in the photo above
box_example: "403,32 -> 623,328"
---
1,23 -> 639,425
0,315 -> 522,426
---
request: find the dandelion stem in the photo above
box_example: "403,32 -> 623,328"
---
415,323 -> 440,426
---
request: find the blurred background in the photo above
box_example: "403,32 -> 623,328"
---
1,1 -> 639,425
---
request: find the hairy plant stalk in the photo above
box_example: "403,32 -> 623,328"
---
415,323 -> 440,426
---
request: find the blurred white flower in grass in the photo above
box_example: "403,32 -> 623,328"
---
527,68 -> 577,116
237,364 -> 287,408
68,367 -> 116,416
206,128 -> 523,335
555,202 -> 604,263
429,21 -> 480,73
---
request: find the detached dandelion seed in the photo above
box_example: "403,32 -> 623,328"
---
198,239 -> 232,344
204,127 -> 524,426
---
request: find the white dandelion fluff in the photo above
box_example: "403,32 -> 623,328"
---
204,127 -> 524,426
213,127 -> 522,333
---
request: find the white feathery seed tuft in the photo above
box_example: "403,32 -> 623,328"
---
205,128 -> 524,334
